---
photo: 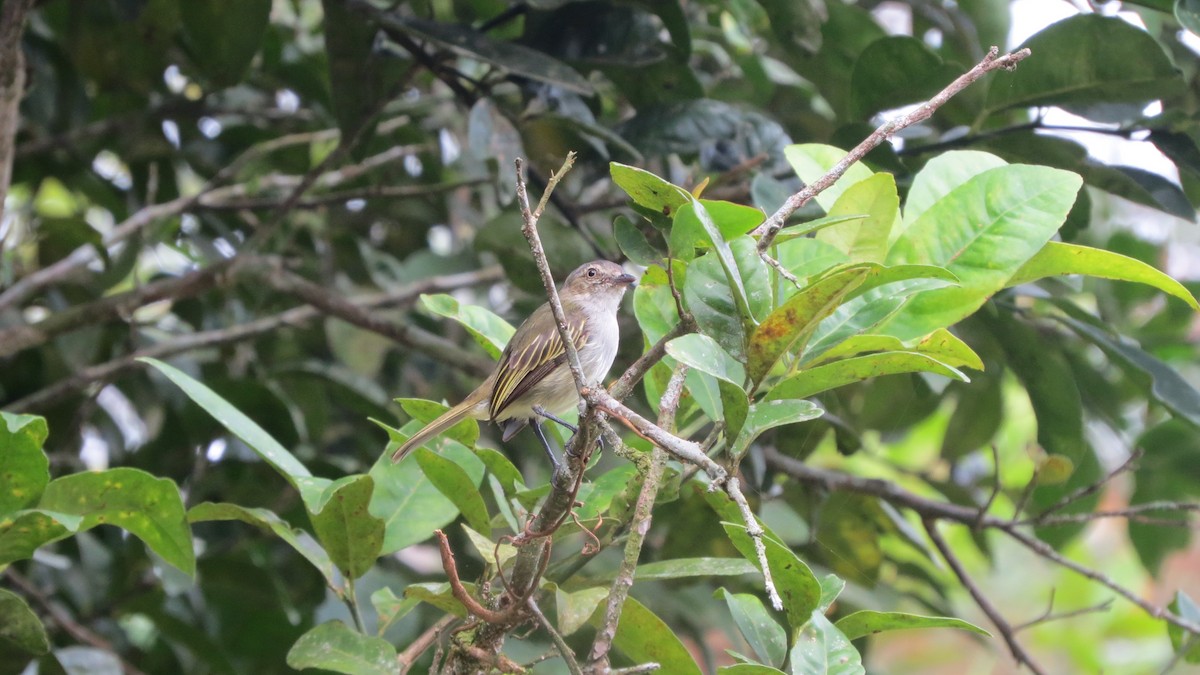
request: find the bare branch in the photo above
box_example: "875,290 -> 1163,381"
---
925,519 -> 1047,675
0,0 -> 33,222
751,46 -> 1032,252
1033,449 -> 1143,520
527,596 -> 583,675
397,615 -> 456,674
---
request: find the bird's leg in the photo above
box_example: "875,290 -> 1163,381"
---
532,406 -> 577,434
530,420 -> 561,471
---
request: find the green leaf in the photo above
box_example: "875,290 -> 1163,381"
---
371,588 -> 419,636
369,426 -> 486,554
816,174 -> 898,263
615,215 -> 664,266
381,15 -> 592,94
719,589 -> 787,668
684,238 -> 771,360
413,449 -> 491,536
789,611 -> 865,675
0,510 -> 80,565
462,525 -> 516,568
747,265 -> 872,385
1056,313 -> 1200,428
1178,0 -> 1200,35
188,502 -> 337,587
180,0 -> 271,87
666,334 -> 747,386
141,358 -> 313,490
783,144 -> 875,211
286,621 -> 397,675
728,400 -> 824,460
849,37 -> 958,121
1167,591 -> 1200,664
621,557 -> 760,581
474,447 -> 526,495
902,151 -> 1008,231
610,163 -> 691,217
817,575 -> 845,613
809,328 -> 981,372
722,523 -> 822,629
773,215 -> 870,244
0,587 -> 50,661
392,400 -> 480,449
405,582 -> 469,617
555,585 -> 609,635
0,413 -> 49,516
834,611 -> 988,641
986,15 -> 1184,118
593,596 -> 703,675
767,352 -> 967,401
309,475 -> 385,580
880,165 -> 1083,340
420,294 -> 515,359
38,468 -> 194,576
1008,242 -> 1198,309
322,0 -> 408,159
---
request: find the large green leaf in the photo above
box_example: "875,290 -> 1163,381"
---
0,588 -> 50,666
722,523 -> 822,630
986,15 -> 1183,118
1056,313 -> 1200,428
554,585 -> 609,635
391,400 -> 480,449
38,468 -> 194,576
902,151 -> 1008,231
783,144 -> 875,212
849,37 -> 959,121
666,333 -> 750,439
0,413 -> 49,516
619,557 -> 760,581
748,265 -> 872,385
834,611 -> 988,641
610,163 -> 692,217
719,589 -> 788,668
595,596 -> 703,675
766,352 -> 967,401
727,400 -> 824,460
816,173 -> 898,263
879,165 -> 1082,340
180,0 -> 271,87
789,611 -> 865,675
141,358 -> 314,489
188,502 -> 337,587
420,293 -> 515,359
368,422 -> 486,554
286,621 -> 397,675
1008,242 -> 1198,309
309,475 -> 384,580
414,448 -> 492,536
684,237 -> 772,360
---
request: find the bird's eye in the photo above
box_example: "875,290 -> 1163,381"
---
587,268 -> 597,277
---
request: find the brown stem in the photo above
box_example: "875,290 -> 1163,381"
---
924,519 -> 1047,675
751,46 -> 1032,252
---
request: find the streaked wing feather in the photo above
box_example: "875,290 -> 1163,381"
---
490,309 -> 588,419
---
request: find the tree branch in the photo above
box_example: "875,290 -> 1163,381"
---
751,46 -> 1032,252
924,519 -> 1047,675
0,0 -> 32,223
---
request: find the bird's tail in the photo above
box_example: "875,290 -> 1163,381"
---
391,401 -> 478,463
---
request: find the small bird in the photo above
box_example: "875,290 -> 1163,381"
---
391,260 -> 636,466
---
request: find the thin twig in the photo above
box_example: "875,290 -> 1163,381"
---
609,321 -> 692,402
1033,449 -> 1143,519
924,519 -> 1047,675
588,365 -> 687,671
435,530 -> 518,624
1012,592 -> 1113,633
751,46 -> 1032,252
527,596 -> 583,675
398,615 -> 456,674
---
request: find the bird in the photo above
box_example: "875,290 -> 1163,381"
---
391,260 -> 636,466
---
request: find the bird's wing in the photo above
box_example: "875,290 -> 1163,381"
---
490,304 -> 589,419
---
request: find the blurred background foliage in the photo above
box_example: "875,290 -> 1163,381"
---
2,0 -> 1200,673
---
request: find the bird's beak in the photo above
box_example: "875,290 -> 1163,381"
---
615,273 -> 637,286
